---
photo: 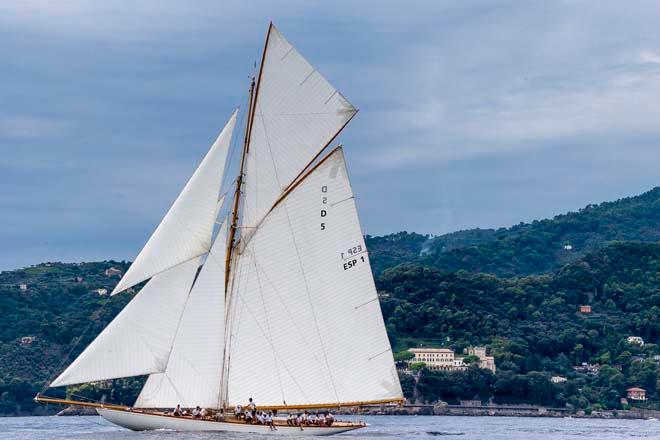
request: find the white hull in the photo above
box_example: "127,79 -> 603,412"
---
97,408 -> 364,436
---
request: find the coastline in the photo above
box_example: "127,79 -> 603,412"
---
343,404 -> 660,420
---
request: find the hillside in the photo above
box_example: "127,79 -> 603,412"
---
367,186 -> 660,277
382,242 -> 660,407
1,187 -> 660,415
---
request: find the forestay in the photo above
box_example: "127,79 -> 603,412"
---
135,222 -> 228,409
112,111 -> 237,295
50,259 -> 200,387
226,148 -> 402,407
241,24 -> 357,230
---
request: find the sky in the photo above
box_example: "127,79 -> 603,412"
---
2,1 -> 660,270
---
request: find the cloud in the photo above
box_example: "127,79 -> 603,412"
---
639,51 -> 660,64
2,1 -> 660,268
0,116 -> 69,139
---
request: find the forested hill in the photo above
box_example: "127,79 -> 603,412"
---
1,186 -> 660,415
367,186 -> 660,277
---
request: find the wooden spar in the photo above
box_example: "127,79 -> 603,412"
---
34,395 -> 129,411
224,78 -> 255,292
282,108 -> 358,195
224,21 -> 272,291
244,397 -> 405,411
267,145 -> 343,216
34,394 -> 404,412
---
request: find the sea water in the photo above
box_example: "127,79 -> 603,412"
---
0,415 -> 658,440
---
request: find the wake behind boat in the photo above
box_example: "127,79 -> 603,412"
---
35,22 -> 403,435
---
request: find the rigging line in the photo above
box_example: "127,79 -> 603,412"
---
257,98 -> 284,190
354,297 -> 378,310
233,276 -> 310,404
42,290 -> 114,392
221,245 -> 249,406
330,195 -> 354,207
280,200 -> 341,404
368,348 -> 393,361
220,91 -> 250,197
160,266 -> 199,370
164,373 -> 190,408
250,250 -> 287,402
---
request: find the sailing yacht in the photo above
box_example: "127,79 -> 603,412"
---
36,23 -> 403,435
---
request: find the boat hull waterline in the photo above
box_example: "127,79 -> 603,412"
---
96,408 -> 365,436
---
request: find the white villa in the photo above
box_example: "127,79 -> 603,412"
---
408,346 -> 496,372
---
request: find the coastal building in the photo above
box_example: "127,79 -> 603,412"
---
572,362 -> 600,375
105,267 -> 123,278
627,336 -> 644,346
579,305 -> 592,314
408,348 -> 458,371
627,387 -> 647,401
91,380 -> 113,390
408,346 -> 496,372
465,347 -> 497,372
550,376 -> 567,384
19,284 -> 27,291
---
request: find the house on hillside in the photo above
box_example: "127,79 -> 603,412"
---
627,336 -> 644,346
19,284 -> 27,291
21,336 -> 34,345
550,376 -> 567,384
408,346 -> 496,372
579,305 -> 592,314
627,387 -> 647,401
464,347 -> 497,372
104,267 -> 123,278
95,288 -> 108,296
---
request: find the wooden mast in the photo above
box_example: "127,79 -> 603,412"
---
224,77 -> 254,291
220,22 -> 273,413
224,21 -> 273,291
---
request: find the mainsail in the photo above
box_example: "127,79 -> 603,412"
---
46,24 -> 402,413
226,148 -> 402,406
112,111 -> 237,295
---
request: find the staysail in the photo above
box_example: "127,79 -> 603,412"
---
241,24 -> 357,230
112,111 -> 237,295
134,221 -> 228,409
50,258 -> 201,387
225,148 -> 402,407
